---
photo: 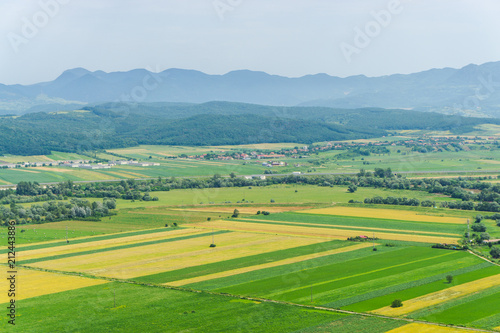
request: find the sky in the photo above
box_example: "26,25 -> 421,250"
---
1,0 -> 500,85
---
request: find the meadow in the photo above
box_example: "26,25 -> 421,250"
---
1,139 -> 499,332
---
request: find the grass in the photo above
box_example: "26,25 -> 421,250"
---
422,291 -> 500,326
294,315 -> 406,332
213,247 -> 448,300
374,272 -> 500,316
343,263 -> 499,312
262,251 -> 467,305
417,287 -> 500,327
0,282 -> 350,333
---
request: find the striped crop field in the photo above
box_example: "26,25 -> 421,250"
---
299,207 -> 467,224
0,266 -> 107,303
372,273 -> 500,316
167,242 -> 374,286
27,232 -> 323,279
182,246 -> 490,311
190,220 -> 460,244
18,228 -> 201,262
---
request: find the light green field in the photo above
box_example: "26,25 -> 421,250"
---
0,281 -> 405,333
114,185 -> 459,209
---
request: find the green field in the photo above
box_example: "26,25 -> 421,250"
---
1,140 -> 500,332
1,282 -> 374,333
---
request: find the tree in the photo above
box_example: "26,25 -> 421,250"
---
471,223 -> 487,232
232,209 -> 239,218
480,232 -> 491,242
348,184 -> 358,193
490,247 -> 500,259
391,299 -> 403,308
446,275 -> 453,284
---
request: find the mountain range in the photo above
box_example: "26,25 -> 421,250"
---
2,62 -> 500,117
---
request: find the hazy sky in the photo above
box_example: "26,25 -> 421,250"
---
1,0 -> 499,85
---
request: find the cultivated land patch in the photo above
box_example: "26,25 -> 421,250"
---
343,264 -> 499,313
167,242 -> 373,286
240,218 -> 459,237
190,220 -> 459,243
0,266 -> 107,303
176,206 -> 314,214
300,207 -> 467,224
18,228 -> 201,262
385,323 -> 474,332
372,273 -> 500,316
29,232 -> 322,279
210,247 -> 468,304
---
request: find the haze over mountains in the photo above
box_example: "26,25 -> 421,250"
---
2,61 -> 500,117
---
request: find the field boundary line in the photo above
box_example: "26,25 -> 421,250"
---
3,264 -> 495,333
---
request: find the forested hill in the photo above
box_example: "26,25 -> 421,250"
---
87,101 -> 500,131
0,109 -> 383,155
0,102 -> 498,156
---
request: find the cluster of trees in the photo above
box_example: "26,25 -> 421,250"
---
363,196 -> 423,207
362,195 -> 500,213
0,198 -> 116,226
0,180 -> 158,205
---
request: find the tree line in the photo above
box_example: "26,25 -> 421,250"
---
0,198 -> 117,226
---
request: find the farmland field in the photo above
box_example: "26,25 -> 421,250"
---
1,143 -> 500,332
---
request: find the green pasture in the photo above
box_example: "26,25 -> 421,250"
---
344,264 -> 500,312
415,286 -> 500,328
212,247 -> 480,306
0,282 -> 355,333
114,185 -> 457,209
187,245 -> 402,291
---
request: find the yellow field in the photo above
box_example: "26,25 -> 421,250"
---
0,179 -> 11,185
241,218 -> 458,237
19,228 -> 202,261
386,323 -> 475,332
30,232 -> 322,279
300,207 -> 466,224
189,221 -> 459,243
0,266 -> 107,303
168,242 -> 373,286
373,273 -> 500,316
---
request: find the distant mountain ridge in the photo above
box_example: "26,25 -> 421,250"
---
2,62 -> 500,117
